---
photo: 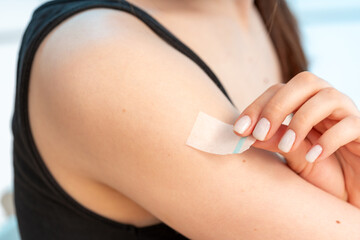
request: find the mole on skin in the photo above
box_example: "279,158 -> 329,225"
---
336,220 -> 341,224
242,159 -> 246,163
122,108 -> 126,113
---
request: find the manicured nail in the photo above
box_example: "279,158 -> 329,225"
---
305,144 -> 322,163
234,115 -> 251,134
252,117 -> 270,141
278,129 -> 296,153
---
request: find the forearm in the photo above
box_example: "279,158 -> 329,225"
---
110,146 -> 360,240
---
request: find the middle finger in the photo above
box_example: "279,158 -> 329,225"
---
252,72 -> 330,141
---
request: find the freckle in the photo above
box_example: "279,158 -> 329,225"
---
242,159 -> 246,163
253,228 -> 257,231
122,108 -> 126,113
336,220 -> 341,224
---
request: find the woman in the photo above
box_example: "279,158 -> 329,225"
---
12,0 -> 360,239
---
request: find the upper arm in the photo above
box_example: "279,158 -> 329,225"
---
31,9 -> 360,239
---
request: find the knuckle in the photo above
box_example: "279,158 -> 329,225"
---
320,87 -> 339,98
318,88 -> 355,111
268,83 -> 284,92
292,113 -> 309,128
242,107 -> 259,117
348,115 -> 360,126
294,71 -> 330,88
263,101 -> 283,117
245,102 -> 263,116
295,71 -> 316,84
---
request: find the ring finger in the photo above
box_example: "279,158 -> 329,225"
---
278,87 -> 355,153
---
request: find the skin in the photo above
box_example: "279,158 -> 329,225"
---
233,74 -> 360,207
28,0 -> 360,239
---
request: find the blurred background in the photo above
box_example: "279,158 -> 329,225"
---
0,0 -> 359,238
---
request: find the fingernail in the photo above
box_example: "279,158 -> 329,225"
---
252,118 -> 270,141
234,115 -> 251,134
305,144 -> 322,163
278,129 -> 296,153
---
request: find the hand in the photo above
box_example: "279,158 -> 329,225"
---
233,71 -> 360,208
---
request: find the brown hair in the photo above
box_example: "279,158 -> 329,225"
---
255,0 -> 308,82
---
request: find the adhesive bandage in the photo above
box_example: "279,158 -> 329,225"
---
186,111 -> 256,155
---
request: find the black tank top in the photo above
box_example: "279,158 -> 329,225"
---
12,0 -> 234,239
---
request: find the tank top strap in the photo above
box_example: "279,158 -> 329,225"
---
119,0 -> 235,105
12,0 -> 233,239
33,0 -> 234,105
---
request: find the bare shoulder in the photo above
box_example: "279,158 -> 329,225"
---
32,6 -> 230,111
30,6 -> 236,178
33,7 -> 170,83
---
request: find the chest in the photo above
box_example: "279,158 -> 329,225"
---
152,8 -> 283,111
